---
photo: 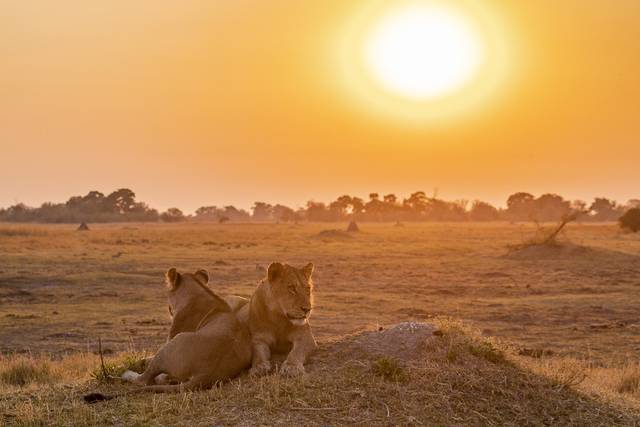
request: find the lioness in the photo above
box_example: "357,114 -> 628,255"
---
123,268 -> 252,392
237,262 -> 317,376
165,269 -> 247,340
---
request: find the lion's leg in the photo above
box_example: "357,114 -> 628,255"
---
249,339 -> 272,376
140,374 -> 211,393
136,357 -> 166,386
133,333 -> 194,385
121,371 -> 171,385
280,329 -> 317,376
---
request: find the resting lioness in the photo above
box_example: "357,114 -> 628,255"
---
236,262 -> 317,376
123,268 -> 252,392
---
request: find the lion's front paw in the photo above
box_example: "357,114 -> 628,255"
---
121,370 -> 141,383
250,361 -> 272,377
280,361 -> 305,377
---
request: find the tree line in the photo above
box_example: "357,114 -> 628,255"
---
0,189 -> 638,224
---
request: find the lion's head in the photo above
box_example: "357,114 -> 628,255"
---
266,262 -> 314,326
165,267 -> 229,319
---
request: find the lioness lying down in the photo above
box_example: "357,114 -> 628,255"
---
122,268 -> 252,392
236,262 -> 318,376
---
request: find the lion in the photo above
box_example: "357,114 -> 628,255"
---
235,262 -> 317,376
164,269 -> 247,340
122,268 -> 252,392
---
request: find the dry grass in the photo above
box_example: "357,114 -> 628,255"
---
1,221 -> 639,424
0,319 -> 638,425
0,226 -> 49,237
0,356 -> 56,386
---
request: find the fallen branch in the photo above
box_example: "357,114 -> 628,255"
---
542,210 -> 583,245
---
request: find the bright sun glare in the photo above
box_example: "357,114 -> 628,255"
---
365,4 -> 484,100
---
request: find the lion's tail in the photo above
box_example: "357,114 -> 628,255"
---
83,376 -> 208,402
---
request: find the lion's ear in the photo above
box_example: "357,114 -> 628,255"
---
194,269 -> 209,285
267,262 -> 284,283
302,262 -> 314,280
166,267 -> 181,290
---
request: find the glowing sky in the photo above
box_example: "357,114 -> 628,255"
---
1,0 -> 639,212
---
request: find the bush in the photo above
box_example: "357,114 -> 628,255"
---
619,208 -> 640,232
371,357 -> 407,381
91,352 -> 148,383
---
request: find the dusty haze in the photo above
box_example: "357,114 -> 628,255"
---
1,0 -> 639,212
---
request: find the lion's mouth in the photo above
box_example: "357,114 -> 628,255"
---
287,314 -> 307,320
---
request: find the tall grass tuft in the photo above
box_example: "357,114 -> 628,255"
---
0,356 -> 57,386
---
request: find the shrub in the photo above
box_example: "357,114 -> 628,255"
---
371,357 -> 407,381
619,208 -> 640,232
91,352 -> 148,383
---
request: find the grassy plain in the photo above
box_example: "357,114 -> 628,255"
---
1,222 -> 639,425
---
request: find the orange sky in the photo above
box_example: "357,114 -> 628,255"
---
1,0 -> 639,213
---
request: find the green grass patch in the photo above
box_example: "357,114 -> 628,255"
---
371,357 -> 407,382
91,352 -> 148,383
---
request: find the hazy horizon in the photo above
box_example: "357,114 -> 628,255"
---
2,186 -> 638,215
2,1 -> 639,214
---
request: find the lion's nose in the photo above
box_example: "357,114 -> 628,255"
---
301,306 -> 311,314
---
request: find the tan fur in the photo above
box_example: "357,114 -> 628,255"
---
237,262 -> 317,376
125,269 -> 252,392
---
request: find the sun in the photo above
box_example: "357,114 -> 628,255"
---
364,4 -> 485,100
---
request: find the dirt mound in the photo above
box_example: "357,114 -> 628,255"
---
346,221 -> 359,232
315,229 -> 353,240
323,322 -> 437,364
505,243 -> 590,259
505,242 -> 639,262
77,222 -> 90,231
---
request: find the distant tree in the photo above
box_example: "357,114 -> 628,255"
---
571,200 -> 588,212
160,208 -> 185,222
2,203 -> 35,222
364,193 -> 385,220
506,192 -> 535,221
223,205 -> 251,222
350,197 -> 365,218
273,204 -> 296,222
66,191 -> 106,216
383,194 -> 397,205
533,193 -> 571,222
105,188 -> 136,214
625,199 -> 640,210
619,208 -> 640,232
469,200 -> 499,221
403,191 -> 429,219
589,198 -> 623,221
252,202 -> 274,221
328,195 -> 352,220
305,201 -> 330,222
381,193 -> 401,221
195,206 -> 218,220
218,216 -> 230,224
